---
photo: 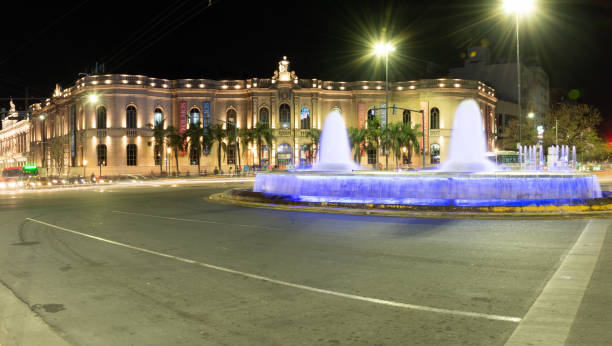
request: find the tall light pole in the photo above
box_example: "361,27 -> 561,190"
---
374,42 -> 395,170
504,0 -> 535,148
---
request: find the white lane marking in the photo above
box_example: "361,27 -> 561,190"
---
505,220 -> 609,345
111,210 -> 280,231
26,217 -> 521,323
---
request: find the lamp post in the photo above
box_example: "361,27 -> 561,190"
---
504,0 -> 534,147
374,42 -> 395,170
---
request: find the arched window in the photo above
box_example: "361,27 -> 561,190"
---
300,107 -> 310,129
189,107 -> 200,125
126,144 -> 137,166
154,108 -> 163,129
430,107 -> 440,129
96,144 -> 107,166
403,110 -> 411,125
259,108 -> 269,125
279,104 -> 290,129
126,105 -> 137,129
226,109 -> 237,125
276,143 -> 292,166
430,143 -> 440,164
367,108 -> 376,120
96,106 -> 107,129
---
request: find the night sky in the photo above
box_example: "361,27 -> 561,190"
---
2,0 -> 611,135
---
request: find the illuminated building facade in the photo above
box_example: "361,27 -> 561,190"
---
28,57 -> 497,176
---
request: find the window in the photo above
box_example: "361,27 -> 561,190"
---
367,108 -> 376,120
126,106 -> 137,129
430,107 -> 440,129
300,107 -> 310,129
127,144 -> 137,166
367,148 -> 377,165
279,104 -> 290,129
276,143 -> 292,166
403,110 -> 411,125
190,108 -> 200,125
226,109 -> 237,125
259,108 -> 269,125
154,145 -> 161,166
96,144 -> 107,166
227,144 -> 235,164
190,146 -> 199,165
261,145 -> 269,165
96,106 -> 106,129
154,108 -> 163,129
430,143 -> 440,164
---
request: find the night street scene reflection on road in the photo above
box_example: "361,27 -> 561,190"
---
1,0 -> 612,345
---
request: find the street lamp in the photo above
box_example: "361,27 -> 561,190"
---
504,0 -> 535,147
374,41 -> 395,170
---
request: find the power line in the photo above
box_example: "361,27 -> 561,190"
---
107,0 -> 219,73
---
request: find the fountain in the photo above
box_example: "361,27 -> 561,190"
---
254,99 -> 602,207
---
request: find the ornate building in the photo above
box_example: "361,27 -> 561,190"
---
28,57 -> 497,176
0,100 -> 33,170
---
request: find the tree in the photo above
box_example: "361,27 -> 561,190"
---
252,122 -> 275,166
49,137 -> 66,175
306,128 -> 321,163
347,127 -> 365,163
239,127 -> 255,166
211,123 -> 227,172
149,119 -> 167,176
388,122 -> 421,168
364,117 -> 382,166
165,126 -> 182,175
184,121 -> 202,174
542,103 -> 611,162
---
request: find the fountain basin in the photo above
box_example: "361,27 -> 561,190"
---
254,171 -> 602,207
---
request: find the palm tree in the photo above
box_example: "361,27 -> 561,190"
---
364,118 -> 381,167
239,127 -> 255,166
388,122 -> 422,168
183,121 -> 202,174
347,127 -> 366,164
251,122 -> 275,166
306,128 -> 321,163
211,123 -> 227,172
150,119 -> 167,176
165,126 -> 182,175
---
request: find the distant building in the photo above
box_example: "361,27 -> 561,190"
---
26,57 -> 498,176
450,46 -> 550,150
0,100 -> 32,169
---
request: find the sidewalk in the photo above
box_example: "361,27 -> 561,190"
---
0,281 -> 70,346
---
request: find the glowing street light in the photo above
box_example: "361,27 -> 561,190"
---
373,41 -> 395,170
504,0 -> 535,147
528,112 -> 535,118
83,159 -> 87,177
88,94 -> 99,103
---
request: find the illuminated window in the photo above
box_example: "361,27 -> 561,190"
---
279,104 -> 290,129
154,146 -> 161,166
430,107 -> 440,129
190,146 -> 199,165
300,107 -> 310,129
96,106 -> 106,129
126,106 -> 137,129
403,110 -> 411,124
367,108 -> 376,120
430,143 -> 440,164
227,145 -> 235,164
367,148 -> 377,165
226,109 -> 237,125
126,144 -> 137,166
96,144 -> 107,166
259,108 -> 269,125
189,107 -> 200,125
276,143 -> 292,166
154,108 -> 163,129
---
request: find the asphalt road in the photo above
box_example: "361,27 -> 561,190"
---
0,181 -> 610,345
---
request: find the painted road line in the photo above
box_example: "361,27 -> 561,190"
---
25,217 -> 521,323
505,219 -> 609,345
110,210 -> 281,231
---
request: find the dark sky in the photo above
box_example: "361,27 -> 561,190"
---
2,0 -> 611,134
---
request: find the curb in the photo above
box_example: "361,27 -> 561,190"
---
208,190 -> 612,220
